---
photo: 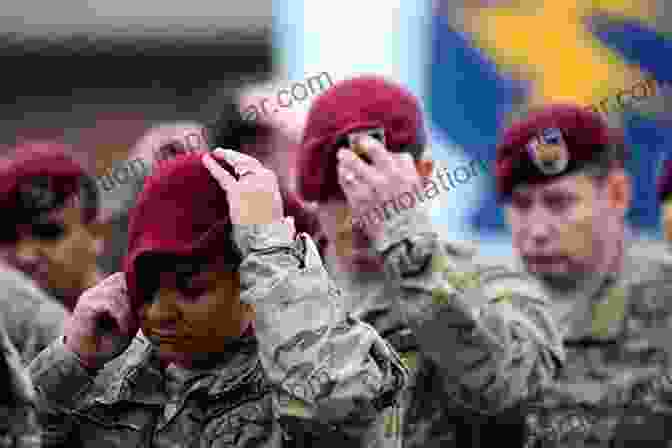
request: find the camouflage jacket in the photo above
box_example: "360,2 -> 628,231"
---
0,262 -> 68,364
512,238 -> 672,447
0,319 -> 41,447
28,223 -> 407,448
335,209 -> 565,448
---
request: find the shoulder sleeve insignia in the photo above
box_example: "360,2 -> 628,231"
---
491,289 -> 514,306
591,286 -> 627,339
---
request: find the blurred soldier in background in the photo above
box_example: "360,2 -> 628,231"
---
296,75 -> 565,448
100,84 -> 323,275
0,142 -> 103,362
96,121 -> 208,275
207,86 -> 325,250
0,321 -> 40,447
496,104 -> 672,446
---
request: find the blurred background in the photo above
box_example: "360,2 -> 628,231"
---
1,0 -> 273,220
5,0 -> 672,258
280,0 -> 672,257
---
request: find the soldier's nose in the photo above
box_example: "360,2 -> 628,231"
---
527,211 -> 554,246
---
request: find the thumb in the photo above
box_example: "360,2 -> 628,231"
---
202,152 -> 236,191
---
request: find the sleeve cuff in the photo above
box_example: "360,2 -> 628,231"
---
30,337 -> 96,408
233,220 -> 295,256
372,208 -> 435,253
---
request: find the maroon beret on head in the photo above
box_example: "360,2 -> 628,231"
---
657,159 -> 672,203
124,151 -> 237,309
0,142 -> 94,233
495,104 -> 626,200
297,75 -> 427,202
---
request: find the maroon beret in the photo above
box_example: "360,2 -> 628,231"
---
658,159 -> 672,203
124,151 -> 237,309
297,75 -> 427,202
0,142 -> 95,239
495,104 -> 626,200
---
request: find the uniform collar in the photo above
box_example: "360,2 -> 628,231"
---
90,332 -> 261,406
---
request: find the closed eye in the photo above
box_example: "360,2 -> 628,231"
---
30,222 -> 66,240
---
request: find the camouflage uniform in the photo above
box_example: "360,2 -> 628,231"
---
28,224 -> 407,448
514,238 -> 672,447
332,209 -> 565,448
0,261 -> 68,364
0,319 -> 41,447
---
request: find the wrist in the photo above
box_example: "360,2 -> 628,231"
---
233,219 -> 295,257
373,208 -> 435,253
62,335 -> 102,372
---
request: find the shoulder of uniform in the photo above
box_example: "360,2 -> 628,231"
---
625,239 -> 672,279
433,239 -> 548,306
0,264 -> 53,304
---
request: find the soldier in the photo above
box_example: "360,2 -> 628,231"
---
207,88 -> 326,254
495,104 -> 672,446
97,121 -> 209,275
295,75 -> 565,447
0,142 -> 103,362
28,149 -> 407,447
0,319 -> 41,447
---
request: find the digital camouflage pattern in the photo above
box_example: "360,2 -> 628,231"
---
513,239 -> 672,447
333,209 -> 565,448
0,319 -> 41,447
0,262 -> 68,364
28,223 -> 407,448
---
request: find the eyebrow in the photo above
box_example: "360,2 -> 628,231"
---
173,259 -> 208,277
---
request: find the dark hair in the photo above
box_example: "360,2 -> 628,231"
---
0,173 -> 99,244
206,92 -> 326,249
205,93 -> 273,151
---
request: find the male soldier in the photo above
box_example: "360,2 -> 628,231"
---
0,321 -> 41,447
495,104 -> 672,446
0,142 -> 103,362
296,75 -> 565,448
207,89 -> 325,251
97,121 -> 208,274
29,149 -> 407,447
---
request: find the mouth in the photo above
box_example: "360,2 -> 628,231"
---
524,255 -> 565,266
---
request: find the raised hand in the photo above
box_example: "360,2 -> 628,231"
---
64,272 -> 139,369
202,148 -> 285,226
337,135 -> 424,241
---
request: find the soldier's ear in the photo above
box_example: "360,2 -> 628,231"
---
605,169 -> 631,215
415,159 -> 433,178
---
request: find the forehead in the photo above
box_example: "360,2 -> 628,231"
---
159,254 -> 238,276
511,173 -> 595,197
132,124 -> 206,158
